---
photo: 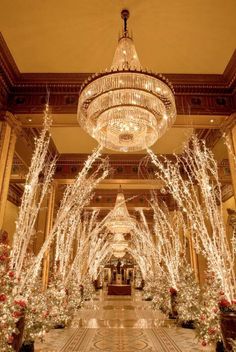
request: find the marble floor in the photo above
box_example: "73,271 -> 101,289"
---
35,289 -> 213,352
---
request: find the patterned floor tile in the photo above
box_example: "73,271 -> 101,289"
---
35,290 -> 210,352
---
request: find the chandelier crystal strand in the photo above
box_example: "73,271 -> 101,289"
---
77,10 -> 176,152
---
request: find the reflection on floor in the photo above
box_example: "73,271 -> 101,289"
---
35,290 -> 213,352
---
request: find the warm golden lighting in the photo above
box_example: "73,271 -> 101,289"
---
77,9 -> 176,152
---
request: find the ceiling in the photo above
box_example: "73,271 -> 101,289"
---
50,126 -> 193,154
0,0 -> 236,74
15,113 -> 228,154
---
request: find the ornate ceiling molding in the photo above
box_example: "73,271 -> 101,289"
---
0,33 -> 236,116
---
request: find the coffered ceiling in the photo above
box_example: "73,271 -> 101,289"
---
0,0 -> 236,74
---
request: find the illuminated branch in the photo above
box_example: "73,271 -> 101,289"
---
148,135 -> 236,301
152,200 -> 186,290
11,103 -> 56,278
20,147 -> 109,290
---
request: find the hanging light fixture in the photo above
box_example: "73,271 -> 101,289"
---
105,188 -> 136,233
113,251 -> 126,258
111,233 -> 128,252
78,9 -> 176,152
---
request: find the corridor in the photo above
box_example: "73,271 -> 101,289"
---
35,290 -> 208,352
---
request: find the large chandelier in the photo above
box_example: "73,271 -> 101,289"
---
77,9 -> 176,152
106,189 -> 136,233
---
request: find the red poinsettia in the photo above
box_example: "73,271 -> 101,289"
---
14,299 -> 27,308
208,327 -> 216,335
218,298 -> 235,313
219,298 -> 231,308
0,293 -> 7,302
12,311 -> 23,318
8,271 -> 15,278
7,335 -> 14,344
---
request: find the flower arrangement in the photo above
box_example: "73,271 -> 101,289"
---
218,296 -> 236,313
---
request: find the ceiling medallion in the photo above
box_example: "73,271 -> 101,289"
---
78,9 -> 176,152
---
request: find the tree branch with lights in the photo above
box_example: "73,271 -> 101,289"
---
11,103 -> 56,279
148,135 -> 236,303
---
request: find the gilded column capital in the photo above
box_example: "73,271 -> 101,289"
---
4,111 -> 22,136
222,113 -> 236,133
227,208 -> 236,229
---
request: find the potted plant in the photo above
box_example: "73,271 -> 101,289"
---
218,298 -> 236,351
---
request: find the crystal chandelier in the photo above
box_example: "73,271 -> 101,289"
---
111,233 -> 128,252
78,9 -> 176,152
113,251 -> 126,258
106,189 -> 136,233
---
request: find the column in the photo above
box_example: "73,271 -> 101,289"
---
188,234 -> 200,282
0,113 -> 20,230
226,123 -> 236,204
42,182 -> 57,290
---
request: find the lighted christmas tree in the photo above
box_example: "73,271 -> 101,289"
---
0,231 -> 27,352
22,281 -> 52,344
152,270 -> 172,315
195,270 -> 222,347
81,275 -> 95,301
177,261 -> 200,327
46,274 -> 72,328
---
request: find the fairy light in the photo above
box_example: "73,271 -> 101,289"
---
11,103 -> 56,279
19,146 -> 109,291
147,135 -> 236,302
152,202 -> 187,291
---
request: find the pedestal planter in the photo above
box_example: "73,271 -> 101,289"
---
11,316 -> 25,352
54,323 -> 65,329
215,341 -> 225,352
181,320 -> 195,329
220,312 -> 236,351
19,341 -> 34,352
170,292 -> 178,319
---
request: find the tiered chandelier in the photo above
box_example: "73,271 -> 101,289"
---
106,189 -> 136,234
78,9 -> 176,152
111,233 -> 128,258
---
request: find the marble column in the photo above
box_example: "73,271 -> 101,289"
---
0,113 -> 20,230
188,234 -> 200,282
226,121 -> 236,204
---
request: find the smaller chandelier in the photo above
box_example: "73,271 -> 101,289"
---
113,251 -> 126,258
111,233 -> 128,252
106,189 -> 136,234
78,9 -> 176,152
